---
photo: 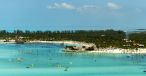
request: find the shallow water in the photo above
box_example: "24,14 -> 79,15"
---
0,43 -> 146,76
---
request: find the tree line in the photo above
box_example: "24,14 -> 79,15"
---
0,29 -> 146,48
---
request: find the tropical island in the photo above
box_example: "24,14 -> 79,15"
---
0,29 -> 146,53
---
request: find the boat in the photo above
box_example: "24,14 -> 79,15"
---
15,40 -> 25,44
15,36 -> 26,44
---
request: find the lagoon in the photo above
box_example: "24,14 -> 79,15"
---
0,43 -> 146,76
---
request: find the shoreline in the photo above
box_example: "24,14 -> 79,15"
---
87,48 -> 146,54
0,40 -> 90,45
0,40 -> 93,47
0,40 -> 146,54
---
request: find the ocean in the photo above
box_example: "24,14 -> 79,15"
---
0,43 -> 146,76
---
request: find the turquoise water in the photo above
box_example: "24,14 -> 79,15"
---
0,43 -> 146,76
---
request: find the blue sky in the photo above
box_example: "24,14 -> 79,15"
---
0,0 -> 146,31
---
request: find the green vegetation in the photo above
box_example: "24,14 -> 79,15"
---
0,29 -> 146,48
128,32 -> 146,48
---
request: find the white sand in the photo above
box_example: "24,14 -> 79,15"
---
0,40 -> 93,46
88,48 -> 146,54
0,40 -> 146,54
0,40 -> 15,44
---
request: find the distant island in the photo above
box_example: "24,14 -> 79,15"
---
0,29 -> 146,53
136,29 -> 146,31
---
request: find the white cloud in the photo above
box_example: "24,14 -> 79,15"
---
47,2 -> 99,15
47,2 -> 98,11
81,5 -> 98,10
107,2 -> 121,10
47,2 -> 75,10
61,3 -> 75,9
76,5 -> 98,14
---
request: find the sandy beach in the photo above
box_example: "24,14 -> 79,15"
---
88,48 -> 146,54
28,40 -> 146,54
0,40 -> 93,46
0,40 -> 146,54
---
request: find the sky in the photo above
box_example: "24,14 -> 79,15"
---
0,0 -> 146,31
